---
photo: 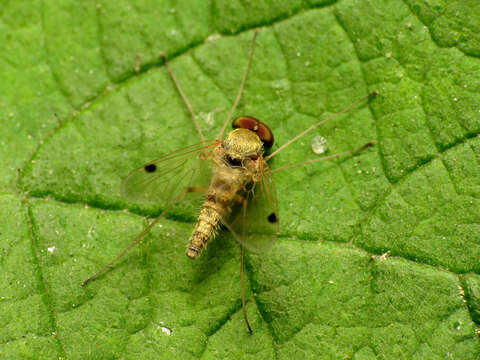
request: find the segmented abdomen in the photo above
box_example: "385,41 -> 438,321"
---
186,169 -> 245,259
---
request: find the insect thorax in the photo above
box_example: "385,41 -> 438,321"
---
223,128 -> 264,160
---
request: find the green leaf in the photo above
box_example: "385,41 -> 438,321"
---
2,0 -> 479,359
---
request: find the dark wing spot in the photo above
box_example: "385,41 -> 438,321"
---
144,164 -> 157,173
267,212 -> 278,223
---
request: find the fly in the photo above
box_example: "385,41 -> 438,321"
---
81,29 -> 377,333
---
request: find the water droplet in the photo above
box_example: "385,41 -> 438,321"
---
161,326 -> 171,335
311,135 -> 328,154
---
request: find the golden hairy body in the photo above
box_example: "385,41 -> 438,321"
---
81,29 -> 375,333
187,128 -> 264,258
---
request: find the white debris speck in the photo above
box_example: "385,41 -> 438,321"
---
271,79 -> 289,90
453,97 -> 457,102
48,246 -> 56,254
87,226 -> 95,238
328,280 -> 334,284
378,251 -> 391,261
305,61 -> 310,67
206,33 -> 221,42
199,108 -> 223,127
169,8 -> 176,13
311,135 -> 328,155
385,52 -> 392,58
296,52 -> 301,57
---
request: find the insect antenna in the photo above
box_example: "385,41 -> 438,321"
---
270,141 -> 375,174
216,29 -> 259,140
160,53 -> 206,143
241,198 -> 253,333
264,90 -> 378,161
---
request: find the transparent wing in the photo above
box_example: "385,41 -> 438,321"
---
223,162 -> 279,253
121,140 -> 219,203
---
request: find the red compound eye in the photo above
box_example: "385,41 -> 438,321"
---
232,116 -> 274,149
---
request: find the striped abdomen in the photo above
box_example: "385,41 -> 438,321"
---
186,168 -> 247,259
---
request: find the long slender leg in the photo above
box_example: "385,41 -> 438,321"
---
82,189 -> 189,286
241,245 -> 252,333
269,141 -> 375,174
216,29 -> 259,140
241,198 -> 253,333
160,53 -> 206,143
265,91 -> 378,161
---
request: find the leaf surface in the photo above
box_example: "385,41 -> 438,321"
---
2,0 -> 480,359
